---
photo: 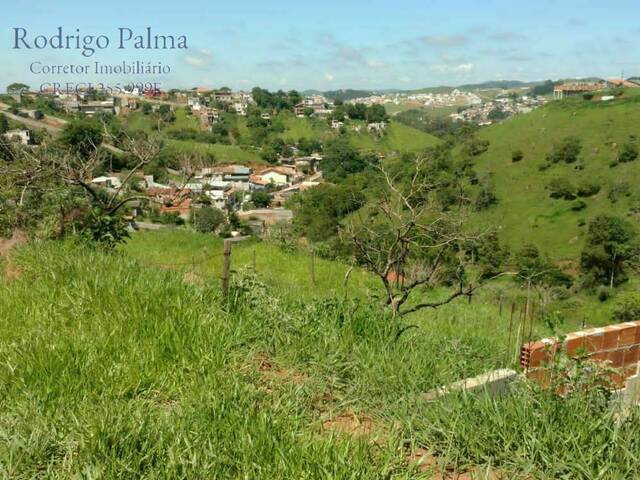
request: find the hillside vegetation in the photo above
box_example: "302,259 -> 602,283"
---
469,90 -> 640,259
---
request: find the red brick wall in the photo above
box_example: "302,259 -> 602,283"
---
521,321 -> 640,387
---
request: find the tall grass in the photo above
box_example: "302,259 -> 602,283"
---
2,241 -> 638,478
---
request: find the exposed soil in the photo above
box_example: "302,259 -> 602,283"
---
322,411 -> 377,437
0,230 -> 27,257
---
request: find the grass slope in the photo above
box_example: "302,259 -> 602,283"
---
470,90 -> 640,259
350,121 -> 439,154
3,239 -> 640,478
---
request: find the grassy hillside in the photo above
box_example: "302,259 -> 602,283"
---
122,230 -> 630,329
3,239 -> 640,477
470,89 -> 640,260
349,121 -> 440,154
163,139 -> 263,164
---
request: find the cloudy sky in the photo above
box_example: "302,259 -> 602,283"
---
2,0 -> 639,91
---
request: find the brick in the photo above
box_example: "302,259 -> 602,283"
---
585,328 -> 605,352
621,345 -> 640,365
618,324 -> 637,346
606,349 -> 624,368
564,335 -> 588,357
602,328 -> 620,350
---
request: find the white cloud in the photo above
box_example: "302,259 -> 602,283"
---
184,56 -> 205,67
324,73 -> 334,81
367,59 -> 385,68
183,48 -> 214,68
398,75 -> 411,83
430,63 -> 474,73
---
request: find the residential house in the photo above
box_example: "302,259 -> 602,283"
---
91,176 -> 122,189
272,181 -> 321,206
222,165 -> 253,190
77,98 -> 116,116
254,166 -> 301,187
1,129 -> 31,145
198,107 -> 219,128
214,90 -> 233,103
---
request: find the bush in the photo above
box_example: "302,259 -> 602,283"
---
576,180 -> 600,197
618,140 -> 638,163
608,181 -> 631,203
192,207 -> 225,233
511,149 -> 524,163
548,177 -> 576,200
571,200 -> 587,211
596,286 -> 615,302
612,292 -> 640,322
547,136 -> 582,164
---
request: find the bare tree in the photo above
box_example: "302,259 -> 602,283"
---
344,157 -> 510,319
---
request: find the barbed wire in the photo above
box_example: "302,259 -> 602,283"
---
139,250 -> 224,268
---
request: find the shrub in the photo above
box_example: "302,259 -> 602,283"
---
571,200 -> 587,211
618,140 -> 638,163
548,177 -> 576,200
192,206 -> 225,233
511,149 -> 524,163
612,292 -> 640,322
608,181 -> 631,203
596,286 -> 615,302
547,136 -> 582,164
576,180 -> 601,197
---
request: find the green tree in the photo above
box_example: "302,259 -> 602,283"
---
251,191 -> 271,208
59,121 -> 103,158
192,206 -> 225,233
547,136 -> 582,164
6,83 -> 29,94
580,215 -> 638,287
322,137 -> 377,183
290,183 -> 365,241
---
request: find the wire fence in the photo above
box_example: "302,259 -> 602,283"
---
135,239 -> 561,368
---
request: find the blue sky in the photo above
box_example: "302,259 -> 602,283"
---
2,0 -> 639,91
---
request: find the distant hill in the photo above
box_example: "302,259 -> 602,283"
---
462,88 -> 640,260
457,80 -> 541,91
322,89 -> 378,101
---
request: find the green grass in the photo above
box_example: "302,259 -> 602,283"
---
467,89 -> 640,260
3,237 -> 640,478
163,140 -> 263,165
350,121 -> 439,154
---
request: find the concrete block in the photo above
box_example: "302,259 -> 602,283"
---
422,369 -> 519,402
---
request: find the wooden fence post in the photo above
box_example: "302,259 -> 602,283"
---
222,239 -> 232,299
310,249 -> 316,285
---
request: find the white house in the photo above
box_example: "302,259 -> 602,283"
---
91,176 -> 122,189
1,129 -> 31,145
